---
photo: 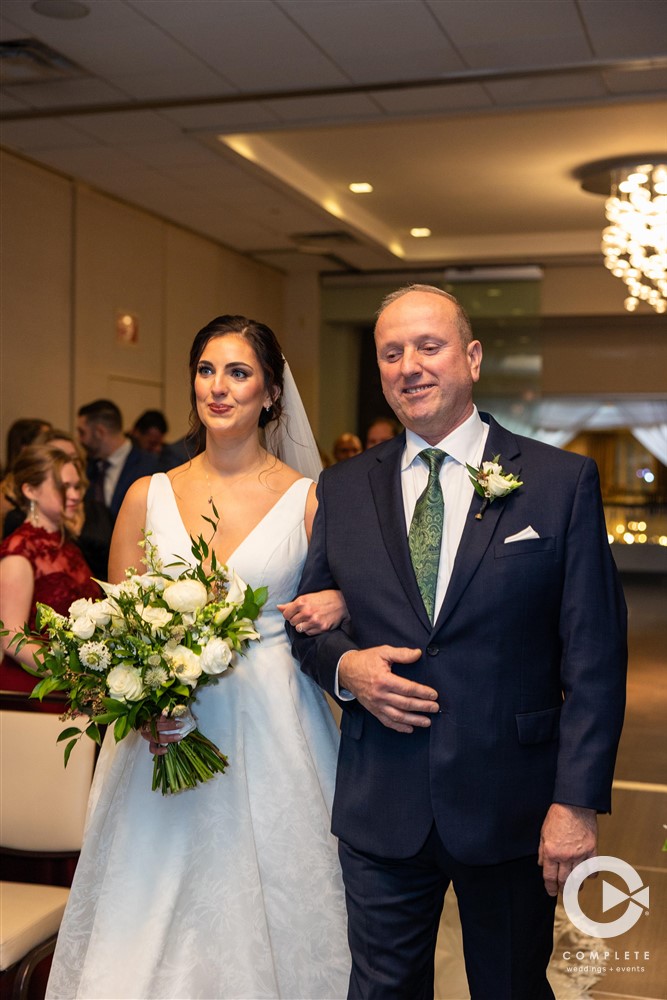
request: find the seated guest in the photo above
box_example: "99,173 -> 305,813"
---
0,417 -> 52,533
0,444 -> 101,696
77,399 -> 158,519
332,432 -> 363,463
365,416 -> 401,449
3,430 -> 113,582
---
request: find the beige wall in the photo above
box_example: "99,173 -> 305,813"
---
0,150 -> 286,456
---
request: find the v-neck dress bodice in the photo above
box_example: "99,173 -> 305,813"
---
47,474 -> 350,1000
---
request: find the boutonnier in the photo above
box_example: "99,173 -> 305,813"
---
466,455 -> 523,520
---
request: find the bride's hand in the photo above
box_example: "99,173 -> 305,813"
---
140,708 -> 197,755
278,590 -> 349,636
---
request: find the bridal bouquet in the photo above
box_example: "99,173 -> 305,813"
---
13,521 -> 267,795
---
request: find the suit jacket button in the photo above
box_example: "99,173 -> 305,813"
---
426,645 -> 439,657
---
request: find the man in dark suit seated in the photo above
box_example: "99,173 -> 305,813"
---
286,284 -> 627,1000
76,400 -> 158,520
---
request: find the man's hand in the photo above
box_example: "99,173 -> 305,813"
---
339,646 -> 438,733
538,803 -> 597,897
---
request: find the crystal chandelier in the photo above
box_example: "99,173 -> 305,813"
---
577,157 -> 667,315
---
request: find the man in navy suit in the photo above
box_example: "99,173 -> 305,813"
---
286,285 -> 626,1000
77,399 -> 158,520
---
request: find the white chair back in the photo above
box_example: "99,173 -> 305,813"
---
0,710 -> 95,852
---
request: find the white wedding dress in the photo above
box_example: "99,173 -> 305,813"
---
47,474 -> 350,1000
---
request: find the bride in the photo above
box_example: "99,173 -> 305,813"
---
47,316 -> 351,1000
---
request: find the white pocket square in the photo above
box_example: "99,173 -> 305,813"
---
504,525 -> 540,544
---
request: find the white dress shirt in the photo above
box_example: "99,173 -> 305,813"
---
402,406 -> 488,620
104,438 -> 132,507
335,408 -> 488,697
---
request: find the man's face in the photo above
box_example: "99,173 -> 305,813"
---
76,416 -> 101,458
375,291 -> 482,445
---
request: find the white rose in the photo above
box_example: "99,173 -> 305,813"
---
69,598 -> 92,619
168,645 -> 202,687
70,615 -> 96,640
200,637 -> 233,675
225,570 -> 248,606
164,579 -> 208,614
140,606 -> 173,629
485,472 -> 513,497
107,664 -> 145,701
88,600 -> 114,626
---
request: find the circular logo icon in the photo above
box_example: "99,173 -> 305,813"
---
563,855 -> 649,938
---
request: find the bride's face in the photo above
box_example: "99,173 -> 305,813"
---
194,334 -> 272,438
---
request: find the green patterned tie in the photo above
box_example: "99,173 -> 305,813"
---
409,448 -> 446,622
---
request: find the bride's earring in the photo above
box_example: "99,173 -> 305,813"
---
264,404 -> 272,413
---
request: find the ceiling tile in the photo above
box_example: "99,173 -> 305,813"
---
427,0 -> 591,67
278,0 -> 465,81
160,102 -> 281,131
1,0 -> 224,80
579,0 -> 667,58
0,117 -> 95,151
0,89 -> 30,113
34,143 -> 146,179
64,110 -> 184,144
126,0 -> 348,92
3,77 -> 128,109
603,68 -> 667,96
485,73 -> 608,108
105,65 -> 232,102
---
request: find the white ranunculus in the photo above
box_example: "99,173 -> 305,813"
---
485,472 -> 514,497
200,637 -> 233,675
70,615 -> 96,640
164,579 -> 208,614
225,570 -> 248,606
140,605 -> 173,629
168,645 -> 202,687
107,664 -> 145,701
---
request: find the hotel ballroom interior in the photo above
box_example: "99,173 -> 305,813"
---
0,1 -> 665,999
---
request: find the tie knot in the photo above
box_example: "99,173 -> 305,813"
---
419,448 -> 446,477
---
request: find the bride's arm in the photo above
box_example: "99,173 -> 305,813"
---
278,483 -> 349,635
107,477 -> 151,584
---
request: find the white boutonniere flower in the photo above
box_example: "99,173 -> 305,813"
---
466,454 -> 523,520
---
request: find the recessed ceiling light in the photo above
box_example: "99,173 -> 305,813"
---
31,1 -> 90,19
349,182 -> 373,194
410,228 -> 431,238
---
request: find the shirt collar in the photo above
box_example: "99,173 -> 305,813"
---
107,438 -> 132,469
402,407 -> 485,471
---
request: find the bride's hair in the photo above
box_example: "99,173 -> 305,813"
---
187,315 -> 286,451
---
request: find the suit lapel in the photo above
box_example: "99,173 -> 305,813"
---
368,437 -> 432,633
433,415 -> 523,633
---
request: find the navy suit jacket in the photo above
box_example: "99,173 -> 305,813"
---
87,446 -> 158,520
289,414 -> 627,865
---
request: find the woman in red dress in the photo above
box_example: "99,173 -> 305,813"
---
0,444 -> 101,695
